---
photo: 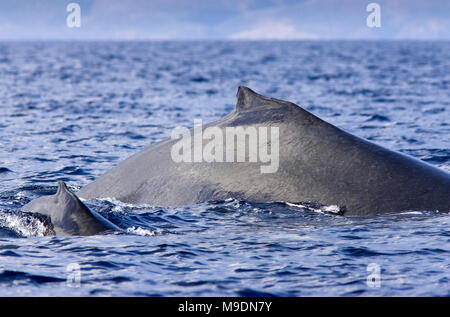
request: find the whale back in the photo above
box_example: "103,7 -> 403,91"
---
76,87 -> 450,214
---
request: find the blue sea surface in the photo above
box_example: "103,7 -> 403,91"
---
0,41 -> 449,296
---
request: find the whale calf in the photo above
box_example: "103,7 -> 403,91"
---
23,86 -> 450,235
22,181 -> 120,235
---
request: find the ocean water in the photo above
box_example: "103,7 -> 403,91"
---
0,41 -> 449,296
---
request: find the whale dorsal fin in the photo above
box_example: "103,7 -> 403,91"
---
23,181 -> 119,235
55,181 -> 87,217
234,86 -> 326,127
236,86 -> 275,111
236,86 -> 262,110
236,86 -> 300,113
56,180 -> 71,196
54,181 -> 120,235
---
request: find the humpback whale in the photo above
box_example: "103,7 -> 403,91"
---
23,86 -> 450,235
23,181 -> 120,235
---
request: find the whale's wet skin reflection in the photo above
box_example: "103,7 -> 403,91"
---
0,41 -> 449,296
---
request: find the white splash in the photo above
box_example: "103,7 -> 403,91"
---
285,202 -> 342,215
125,226 -> 163,236
93,197 -> 157,209
0,212 -> 51,237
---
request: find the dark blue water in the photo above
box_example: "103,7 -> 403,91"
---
0,41 -> 449,296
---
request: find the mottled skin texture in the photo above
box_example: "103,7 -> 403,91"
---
78,86 -> 450,215
23,86 -> 450,235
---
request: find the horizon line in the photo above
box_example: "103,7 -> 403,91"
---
0,38 -> 449,42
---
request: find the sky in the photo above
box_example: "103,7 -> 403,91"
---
0,0 -> 449,40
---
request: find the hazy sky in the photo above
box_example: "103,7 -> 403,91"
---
0,0 -> 449,40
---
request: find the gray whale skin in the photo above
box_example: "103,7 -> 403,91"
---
23,86 -> 450,235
